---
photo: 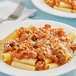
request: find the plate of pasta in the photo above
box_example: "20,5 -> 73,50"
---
0,20 -> 76,76
31,0 -> 76,18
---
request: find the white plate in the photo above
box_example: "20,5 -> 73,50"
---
0,20 -> 76,76
31,0 -> 76,18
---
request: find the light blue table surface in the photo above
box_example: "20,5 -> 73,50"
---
0,0 -> 76,76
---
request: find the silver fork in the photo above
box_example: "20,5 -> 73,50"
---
0,1 -> 25,23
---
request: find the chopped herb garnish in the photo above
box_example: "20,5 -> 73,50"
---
28,33 -> 30,36
36,40 -> 39,44
27,40 -> 28,42
25,42 -> 27,44
59,60 -> 61,62
50,38 -> 52,40
57,48 -> 58,51
44,40 -> 46,43
70,49 -> 73,51
51,32 -> 53,34
1,49 -> 3,50
59,54 -> 62,57
38,33 -> 40,36
51,32 -> 56,36
40,54 -> 43,56
57,51 -> 59,54
18,38 -> 20,41
8,46 -> 11,49
43,38 -> 45,41
14,46 -> 18,49
32,33 -> 34,36
24,31 -> 26,33
54,46 -> 56,48
53,33 -> 56,36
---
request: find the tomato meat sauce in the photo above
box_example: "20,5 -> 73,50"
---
46,0 -> 76,10
3,24 -> 75,70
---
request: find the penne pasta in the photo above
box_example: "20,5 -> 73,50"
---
59,2 -> 72,9
67,32 -> 76,43
11,61 -> 35,71
0,29 -> 20,45
72,38 -> 76,44
43,58 -> 52,64
45,63 -> 58,70
54,6 -> 72,12
72,10 -> 76,13
27,25 -> 34,29
44,0 -> 53,4
14,58 -> 37,66
65,52 -> 72,62
0,44 -> 4,59
1,53 -> 11,62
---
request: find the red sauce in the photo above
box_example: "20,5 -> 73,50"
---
49,1 -> 56,8
71,44 -> 76,51
45,0 -> 76,10
3,24 -> 74,70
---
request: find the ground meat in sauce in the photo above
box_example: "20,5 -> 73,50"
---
35,61 -> 46,71
3,24 -> 74,70
70,44 -> 76,51
45,0 -> 76,10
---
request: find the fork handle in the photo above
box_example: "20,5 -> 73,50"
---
0,18 -> 12,23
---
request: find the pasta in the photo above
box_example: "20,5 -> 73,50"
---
54,6 -> 72,12
1,53 -> 11,62
45,63 -> 58,70
65,52 -> 72,62
0,29 -> 20,45
0,24 -> 76,71
13,58 -> 37,66
59,2 -> 72,8
27,25 -> 34,29
44,0 -> 76,13
43,58 -> 52,64
11,61 -> 35,71
0,44 -> 4,58
67,32 -> 76,43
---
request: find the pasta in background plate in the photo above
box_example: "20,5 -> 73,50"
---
44,0 -> 76,13
0,24 -> 76,71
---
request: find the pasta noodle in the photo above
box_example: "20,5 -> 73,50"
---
59,2 -> 72,8
72,10 -> 76,13
0,44 -> 4,59
1,53 -> 11,62
27,25 -> 34,29
11,61 -> 35,71
54,6 -> 72,12
72,38 -> 76,44
43,58 -> 52,64
44,0 -> 53,4
67,32 -> 76,43
45,63 -> 58,70
0,29 -> 20,45
14,58 -> 37,66
65,52 -> 72,62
